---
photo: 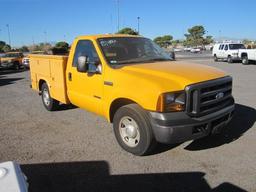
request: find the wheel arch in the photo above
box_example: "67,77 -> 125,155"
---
109,98 -> 138,123
241,52 -> 248,58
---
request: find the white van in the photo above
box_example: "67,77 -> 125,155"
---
212,43 -> 246,63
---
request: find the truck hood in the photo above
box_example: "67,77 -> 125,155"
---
0,57 -> 16,62
120,61 -> 227,90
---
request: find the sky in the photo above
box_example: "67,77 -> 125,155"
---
0,0 -> 256,47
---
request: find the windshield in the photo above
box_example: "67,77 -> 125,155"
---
229,44 -> 246,50
98,37 -> 172,65
3,53 -> 23,58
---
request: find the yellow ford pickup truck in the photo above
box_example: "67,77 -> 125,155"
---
0,52 -> 24,70
29,34 -> 235,155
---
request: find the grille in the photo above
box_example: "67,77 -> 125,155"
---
186,77 -> 234,117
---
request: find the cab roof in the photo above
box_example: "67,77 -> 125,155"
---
76,34 -> 142,40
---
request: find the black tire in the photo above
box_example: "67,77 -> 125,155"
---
242,56 -> 249,65
12,61 -> 20,70
214,55 -> 218,62
41,83 -> 59,111
227,56 -> 233,63
113,104 -> 156,156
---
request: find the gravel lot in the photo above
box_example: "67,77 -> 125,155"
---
0,55 -> 255,192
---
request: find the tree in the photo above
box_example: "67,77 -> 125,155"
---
184,25 -> 206,46
55,41 -> 69,49
52,41 -> 69,55
0,41 -> 7,52
203,36 -> 214,45
153,35 -> 173,48
19,46 -> 29,52
2,44 -> 11,52
117,28 -> 138,35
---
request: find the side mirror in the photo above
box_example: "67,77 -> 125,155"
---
77,56 -> 89,72
88,60 -> 102,74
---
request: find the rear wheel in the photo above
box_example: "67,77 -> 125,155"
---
227,56 -> 233,63
41,83 -> 59,111
113,104 -> 156,156
214,55 -> 218,62
242,56 -> 249,65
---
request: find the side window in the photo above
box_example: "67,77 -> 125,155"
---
219,44 -> 222,50
72,40 -> 99,67
224,45 -> 228,51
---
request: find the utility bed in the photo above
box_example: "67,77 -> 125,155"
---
29,54 -> 70,104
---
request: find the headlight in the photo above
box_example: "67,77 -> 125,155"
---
156,91 -> 186,112
8,60 -> 12,63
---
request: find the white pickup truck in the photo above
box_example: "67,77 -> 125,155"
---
238,49 -> 256,64
212,43 -> 246,63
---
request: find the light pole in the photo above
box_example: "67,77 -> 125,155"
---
44,31 -> 47,44
137,17 -> 140,34
6,24 -> 11,47
117,0 -> 120,32
32,36 -> 35,46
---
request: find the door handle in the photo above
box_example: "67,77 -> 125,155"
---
68,72 -> 72,81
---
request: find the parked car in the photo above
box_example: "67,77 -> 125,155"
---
173,48 -> 182,52
212,43 -> 246,63
190,47 -> 201,53
29,34 -> 235,156
238,49 -> 256,64
0,52 -> 24,70
22,51 -> 46,69
184,47 -> 192,52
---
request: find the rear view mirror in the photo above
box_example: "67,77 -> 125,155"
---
77,56 -> 89,72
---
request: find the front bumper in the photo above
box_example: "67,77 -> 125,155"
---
149,105 -> 235,144
0,61 -> 15,68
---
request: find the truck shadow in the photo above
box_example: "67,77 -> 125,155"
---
185,104 -> 256,151
0,68 -> 26,75
21,161 -> 247,192
56,104 -> 78,111
0,77 -> 24,86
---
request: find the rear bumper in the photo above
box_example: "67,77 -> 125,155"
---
149,105 -> 235,144
230,56 -> 240,61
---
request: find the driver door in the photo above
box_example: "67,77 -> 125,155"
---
66,40 -> 103,115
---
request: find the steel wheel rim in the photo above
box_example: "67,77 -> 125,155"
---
42,88 -> 50,106
119,116 -> 140,147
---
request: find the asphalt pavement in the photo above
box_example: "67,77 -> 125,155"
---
0,53 -> 255,192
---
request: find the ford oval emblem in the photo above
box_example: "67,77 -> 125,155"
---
216,92 -> 224,99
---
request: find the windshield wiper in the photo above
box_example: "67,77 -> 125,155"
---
145,58 -> 172,62
113,57 -> 172,65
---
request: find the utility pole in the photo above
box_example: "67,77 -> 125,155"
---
44,31 -> 47,44
137,17 -> 140,34
6,24 -> 11,47
117,0 -> 120,32
32,36 -> 35,46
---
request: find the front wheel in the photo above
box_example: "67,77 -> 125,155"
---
214,55 -> 218,62
227,56 -> 233,63
242,56 -> 249,65
113,104 -> 156,156
41,83 -> 59,111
